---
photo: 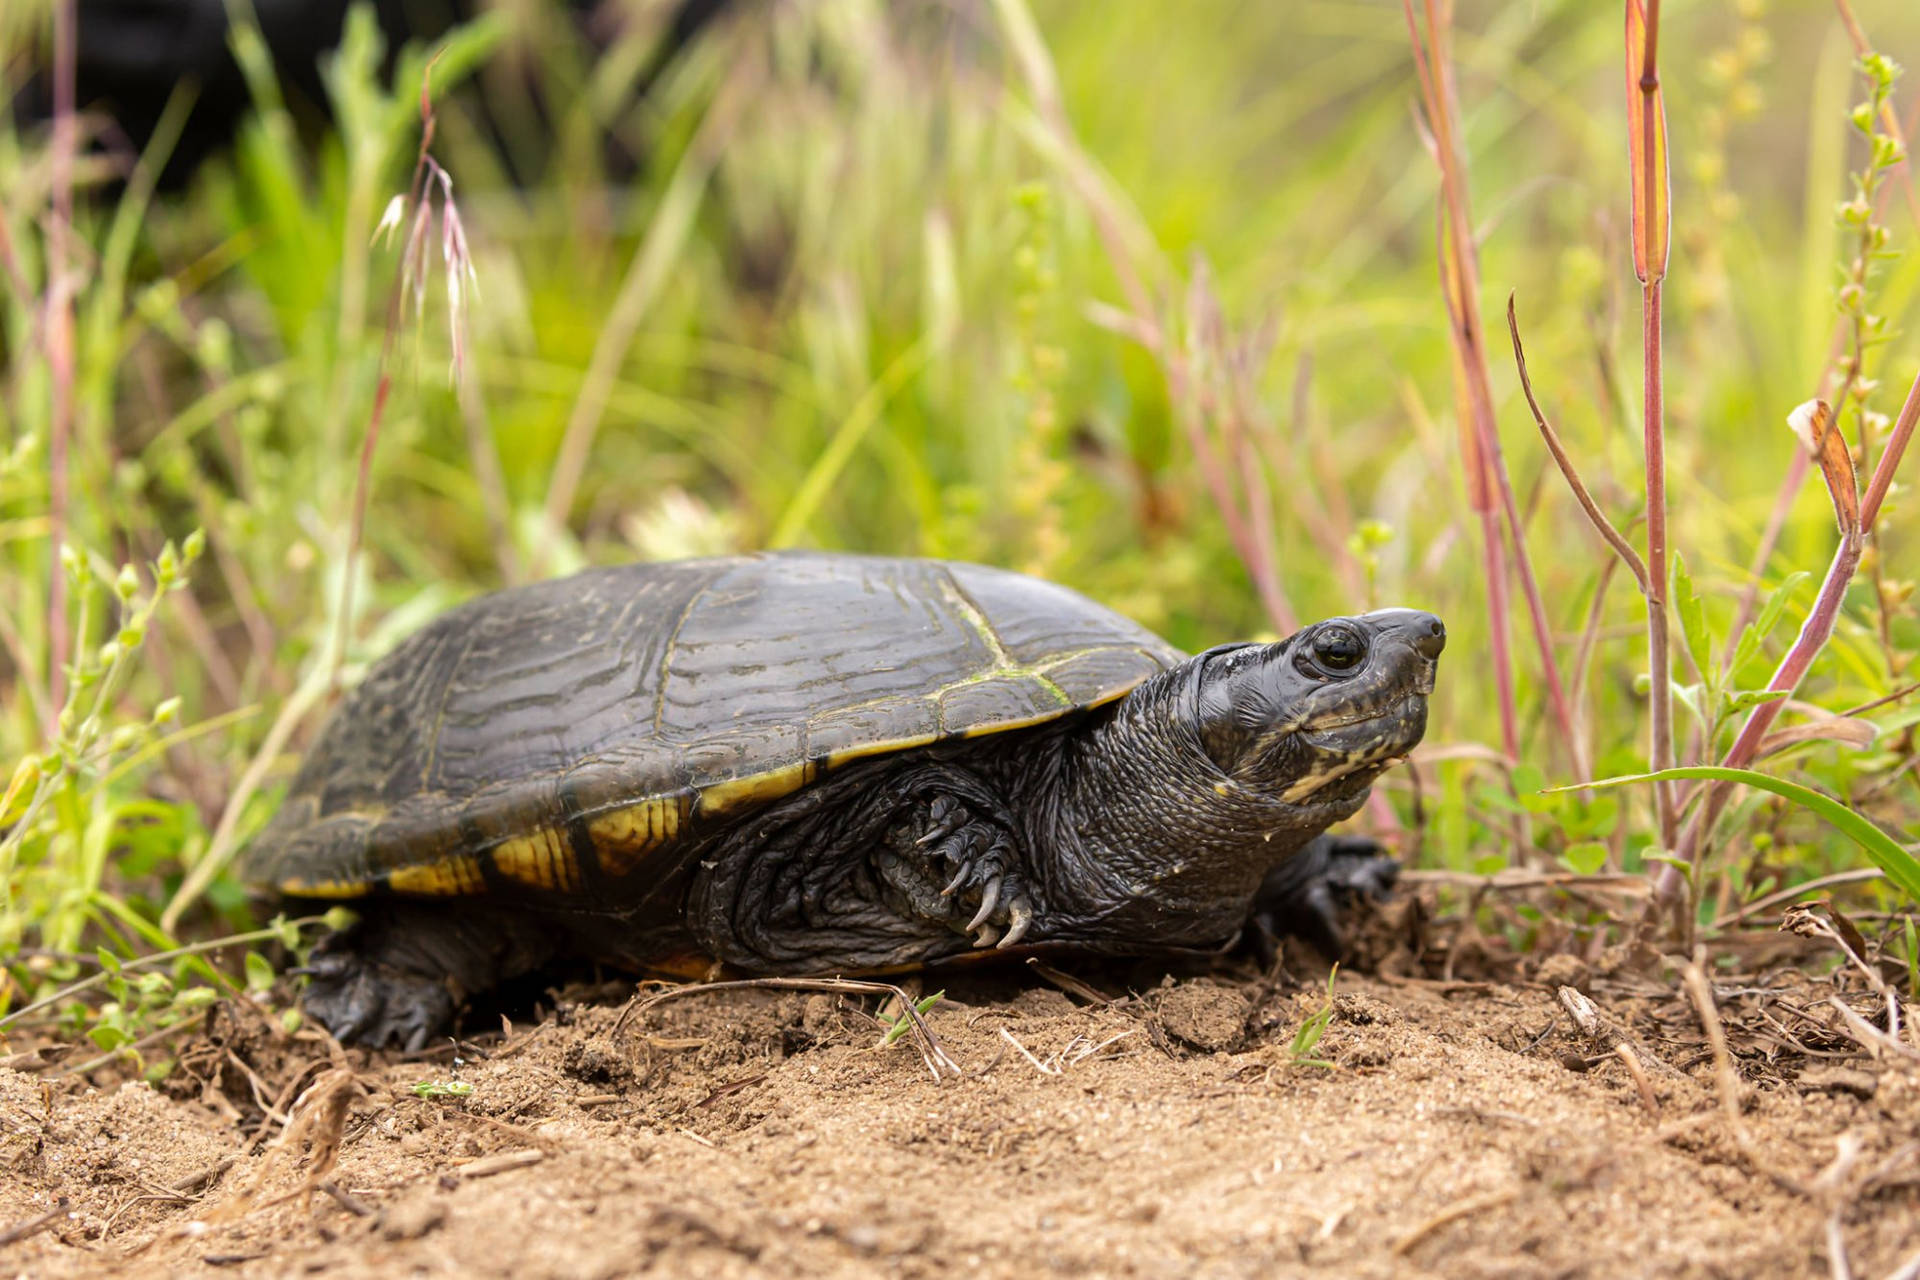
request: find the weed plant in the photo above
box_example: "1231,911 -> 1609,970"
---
3,0 -> 1920,1069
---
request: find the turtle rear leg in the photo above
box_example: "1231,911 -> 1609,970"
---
1245,835 -> 1400,964
298,902 -> 559,1051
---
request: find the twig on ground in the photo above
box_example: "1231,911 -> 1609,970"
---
453,1149 -> 546,1178
1710,870 -> 1887,930
998,1025 -> 1057,1075
1613,1044 -> 1659,1114
0,1199 -> 69,1248
1681,956 -> 1744,1129
1390,1189 -> 1519,1258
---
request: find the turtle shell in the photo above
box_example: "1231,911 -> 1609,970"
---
247,552 -> 1183,902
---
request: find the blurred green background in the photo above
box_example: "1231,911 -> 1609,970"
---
3,0 -> 1919,1002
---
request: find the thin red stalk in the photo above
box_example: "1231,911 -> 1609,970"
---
326,89 -> 441,688
1000,2 -> 1302,638
1723,8 -> 1918,670
1507,297 -> 1651,594
1627,0 -> 1678,866
44,0 -> 77,731
1641,280 -> 1677,853
1477,505 -> 1520,757
1862,369 -> 1920,530
1406,0 -> 1581,768
1722,450 -> 1811,668
1681,365 -> 1919,864
1477,339 -> 1588,778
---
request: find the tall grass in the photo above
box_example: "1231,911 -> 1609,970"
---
3,0 -> 1920,1058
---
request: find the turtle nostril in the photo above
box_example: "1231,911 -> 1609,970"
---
1413,617 -> 1446,661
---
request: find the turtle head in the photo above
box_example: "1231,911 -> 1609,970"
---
1013,607 -> 1442,949
1194,608 -> 1444,807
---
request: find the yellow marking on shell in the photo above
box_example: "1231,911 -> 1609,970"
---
387,856 -> 487,896
1073,681 -> 1141,711
696,762 -> 817,816
957,711 -> 1067,739
491,826 -> 580,892
276,876 -> 372,899
589,793 -> 693,878
823,733 -> 938,770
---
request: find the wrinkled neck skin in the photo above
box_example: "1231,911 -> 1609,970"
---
1021,662 -> 1378,949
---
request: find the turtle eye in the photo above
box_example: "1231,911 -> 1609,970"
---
1309,624 -> 1367,674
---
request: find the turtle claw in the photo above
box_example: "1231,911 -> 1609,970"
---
967,877 -> 1002,931
996,897 -> 1034,950
904,789 -> 1038,951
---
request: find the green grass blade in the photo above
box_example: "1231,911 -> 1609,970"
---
1548,766 -> 1920,901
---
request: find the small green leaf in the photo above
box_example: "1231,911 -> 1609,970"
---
1642,850 -> 1694,884
281,1008 -> 305,1034
1560,842 -> 1610,876
89,1024 -> 131,1051
1732,572 -> 1811,673
96,947 -> 123,974
1725,689 -> 1790,713
1550,766 -> 1920,901
411,1079 -> 474,1099
882,991 -> 946,1047
245,952 -> 276,994
1671,682 -> 1706,731
1671,554 -> 1712,683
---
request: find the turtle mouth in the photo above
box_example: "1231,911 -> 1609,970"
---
1279,694 -> 1428,803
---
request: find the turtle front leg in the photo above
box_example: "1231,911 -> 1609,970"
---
297,902 -> 559,1051
902,790 -> 1036,950
1244,834 -> 1400,962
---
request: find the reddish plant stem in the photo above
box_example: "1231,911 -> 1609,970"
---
1641,280 -> 1677,855
326,91 -> 441,689
1626,0 -> 1678,868
1722,450 -> 1810,669
1477,506 -> 1520,758
1478,348 -> 1587,778
1723,10 -> 1919,671
1861,366 -> 1920,530
1678,363 -> 1919,870
44,0 -> 77,730
1405,0 -> 1584,768
999,1 -> 1301,637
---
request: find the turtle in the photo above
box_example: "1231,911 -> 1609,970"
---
248,552 -> 1445,1049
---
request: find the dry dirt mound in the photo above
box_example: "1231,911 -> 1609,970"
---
2,968 -> 1917,1279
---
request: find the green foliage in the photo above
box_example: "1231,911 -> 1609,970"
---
409,1078 -> 474,1099
1287,967 -> 1340,1070
1553,767 -> 1920,902
3,1 -> 1920,1060
880,991 -> 947,1048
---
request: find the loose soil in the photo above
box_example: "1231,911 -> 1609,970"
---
4,930 -> 1918,1279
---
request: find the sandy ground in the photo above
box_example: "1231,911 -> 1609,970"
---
3,937 -> 1919,1280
